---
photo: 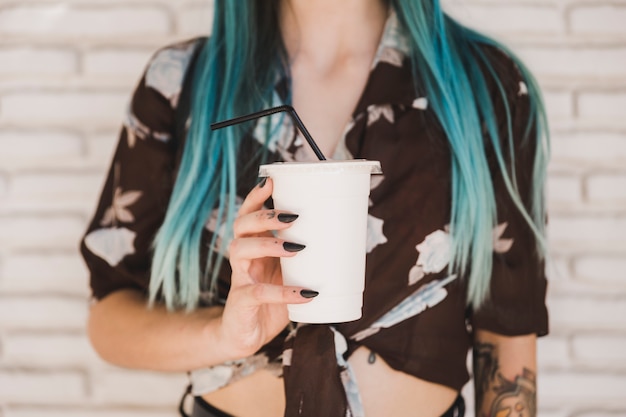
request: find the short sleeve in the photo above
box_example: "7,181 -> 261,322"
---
80,40 -> 200,300
470,47 -> 549,337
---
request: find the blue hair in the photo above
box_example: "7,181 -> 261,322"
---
392,1 -> 549,306
150,0 -> 549,310
149,0 -> 282,309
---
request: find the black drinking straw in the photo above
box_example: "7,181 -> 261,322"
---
210,105 -> 326,161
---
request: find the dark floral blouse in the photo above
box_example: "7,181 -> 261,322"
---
81,11 -> 548,417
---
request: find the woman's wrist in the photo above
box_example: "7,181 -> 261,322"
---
198,307 -> 242,366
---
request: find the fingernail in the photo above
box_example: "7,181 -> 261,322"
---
278,213 -> 299,223
283,242 -> 305,252
258,177 -> 267,188
300,289 -> 319,298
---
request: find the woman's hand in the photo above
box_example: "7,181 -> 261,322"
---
216,177 -> 315,360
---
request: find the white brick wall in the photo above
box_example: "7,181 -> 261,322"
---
0,0 -> 624,416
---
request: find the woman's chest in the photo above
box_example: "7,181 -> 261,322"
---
290,61 -> 372,160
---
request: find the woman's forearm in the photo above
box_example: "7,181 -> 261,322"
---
88,289 -> 231,371
473,330 -> 538,417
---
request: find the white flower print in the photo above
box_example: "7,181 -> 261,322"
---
125,126 -> 137,149
332,328 -> 365,417
366,215 -> 388,253
518,81 -> 528,96
366,174 -> 387,253
351,275 -> 458,341
123,107 -> 150,148
342,118 -> 356,139
375,47 -> 404,68
100,187 -> 143,226
152,130 -> 172,143
189,353 -> 279,395
145,44 -> 195,107
366,104 -> 394,127
293,133 -> 304,147
293,145 -> 313,162
416,229 -> 452,274
332,137 -> 354,161
369,174 -> 383,207
84,227 -> 136,266
407,228 -> 451,286
408,265 -> 425,286
190,364 -> 233,394
282,348 -> 293,367
493,222 -> 514,253
412,97 -> 428,110
408,223 -> 514,285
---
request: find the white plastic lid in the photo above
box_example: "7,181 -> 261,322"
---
259,159 -> 382,176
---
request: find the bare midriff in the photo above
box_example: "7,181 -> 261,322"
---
201,346 -> 458,417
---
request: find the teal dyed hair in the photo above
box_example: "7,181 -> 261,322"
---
150,0 -> 549,310
392,1 -> 549,306
149,0 -> 282,309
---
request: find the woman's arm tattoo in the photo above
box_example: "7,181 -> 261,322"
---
473,342 -> 537,417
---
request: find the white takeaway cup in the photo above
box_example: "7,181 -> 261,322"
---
258,160 -> 382,323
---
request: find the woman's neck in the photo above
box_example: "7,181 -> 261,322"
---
280,0 -> 388,73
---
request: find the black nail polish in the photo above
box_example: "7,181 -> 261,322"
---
278,213 -> 299,223
283,242 -> 306,252
300,289 -> 319,298
258,177 -> 268,188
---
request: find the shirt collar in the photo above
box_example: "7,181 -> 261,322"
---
350,9 -> 418,116
372,9 -> 411,69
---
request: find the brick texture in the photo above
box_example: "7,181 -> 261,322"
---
0,297 -> 88,330
0,371 -> 85,404
578,92 -> 626,121
0,131 -> 84,167
4,408 -> 175,417
0,253 -> 89,295
1,333 -> 101,368
570,5 -> 626,36
83,49 -> 154,78
0,6 -> 171,37
0,92 -> 128,128
0,48 -> 77,76
0,1 -> 624,416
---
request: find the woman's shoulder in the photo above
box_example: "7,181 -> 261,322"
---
123,37 -> 206,149
142,37 -> 207,109
474,41 -> 532,102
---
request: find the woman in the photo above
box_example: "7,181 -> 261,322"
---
81,1 -> 549,416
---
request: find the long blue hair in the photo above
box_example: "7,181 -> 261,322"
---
150,0 -> 549,310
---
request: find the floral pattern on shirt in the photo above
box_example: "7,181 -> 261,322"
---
84,227 -> 136,267
123,107 -> 151,148
412,97 -> 429,110
366,104 -> 395,127
189,353 -> 282,396
145,42 -> 196,108
366,175 -> 388,253
519,81 -> 528,96
408,228 -> 450,285
351,274 -> 459,341
408,223 -> 515,286
100,187 -> 143,226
